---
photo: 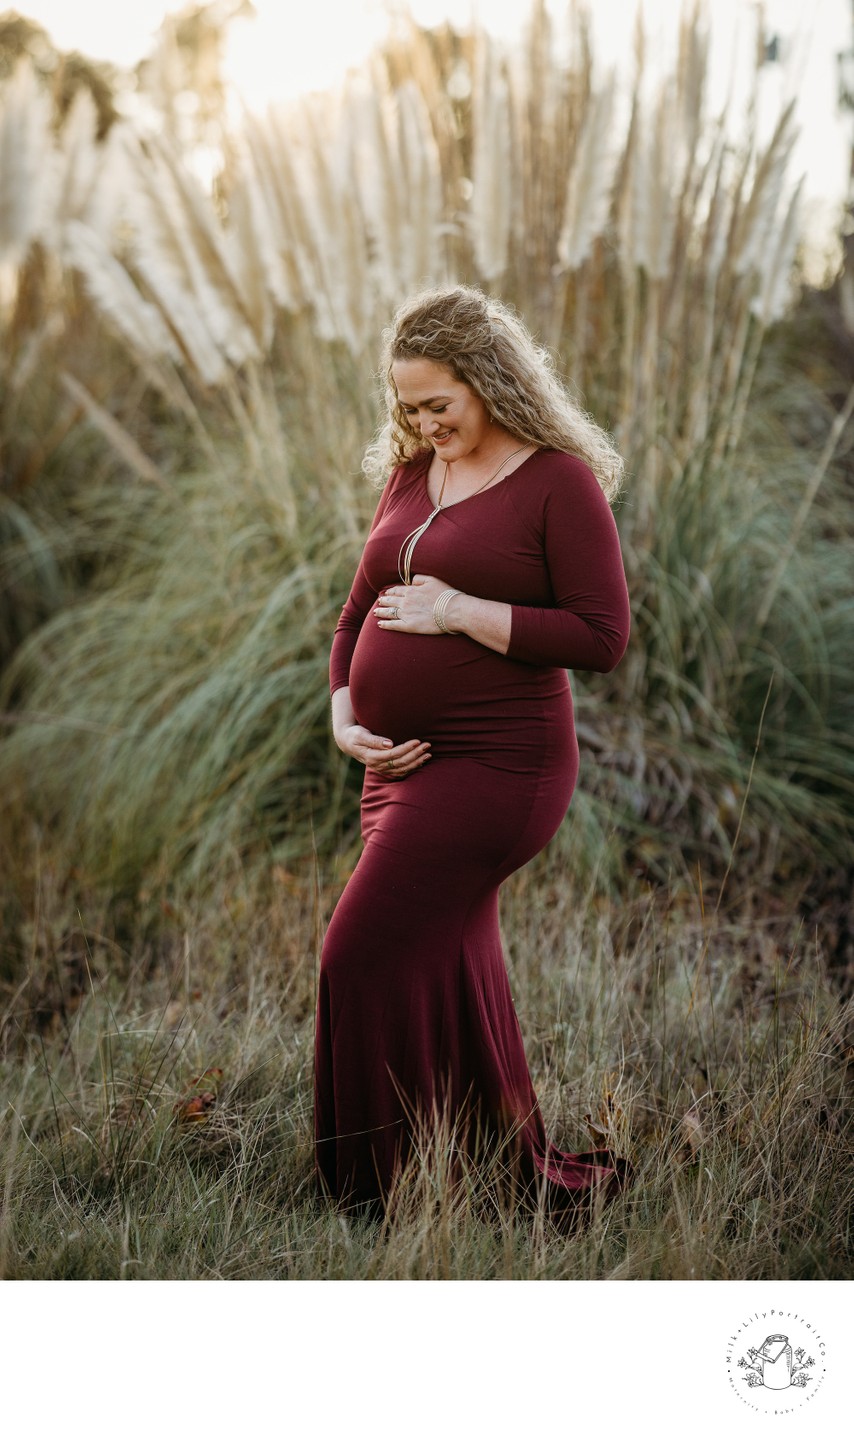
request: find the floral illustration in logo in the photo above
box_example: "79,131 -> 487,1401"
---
738,1334 -> 816,1391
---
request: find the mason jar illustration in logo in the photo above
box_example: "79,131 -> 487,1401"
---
757,1334 -> 794,1390
731,1314 -> 822,1403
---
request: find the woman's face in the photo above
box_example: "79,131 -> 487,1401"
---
391,358 -> 492,463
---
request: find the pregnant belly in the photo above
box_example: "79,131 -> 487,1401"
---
348,619 -> 574,763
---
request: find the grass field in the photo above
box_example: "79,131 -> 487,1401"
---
0,832 -> 850,1279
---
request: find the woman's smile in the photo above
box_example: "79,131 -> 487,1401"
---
391,356 -> 498,462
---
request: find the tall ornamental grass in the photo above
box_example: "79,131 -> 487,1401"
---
0,0 -> 851,899
1,356 -> 376,890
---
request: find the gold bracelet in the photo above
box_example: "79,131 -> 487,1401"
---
433,588 -> 461,633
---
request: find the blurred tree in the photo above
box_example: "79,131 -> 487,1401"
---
0,11 -> 119,136
137,0 -> 255,147
0,13 -> 53,78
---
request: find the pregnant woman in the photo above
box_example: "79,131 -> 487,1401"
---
314,285 -> 632,1227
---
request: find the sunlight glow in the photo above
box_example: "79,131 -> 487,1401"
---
222,1 -> 390,106
9,0 -> 174,64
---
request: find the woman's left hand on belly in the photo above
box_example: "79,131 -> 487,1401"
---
375,575 -> 458,635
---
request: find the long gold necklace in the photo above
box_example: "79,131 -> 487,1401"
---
397,444 -> 528,586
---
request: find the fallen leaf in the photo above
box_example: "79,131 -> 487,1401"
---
173,1092 -> 217,1124
583,1112 -> 610,1146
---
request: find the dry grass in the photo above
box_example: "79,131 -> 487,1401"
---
0,839 -> 849,1280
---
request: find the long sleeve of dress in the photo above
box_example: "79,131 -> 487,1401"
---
506,457 -> 630,672
329,473 -> 398,696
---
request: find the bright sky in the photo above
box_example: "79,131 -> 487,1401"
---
10,0 -> 854,275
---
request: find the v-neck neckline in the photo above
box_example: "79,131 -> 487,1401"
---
416,446 -> 542,512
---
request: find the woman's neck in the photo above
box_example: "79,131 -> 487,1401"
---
427,436 -> 536,500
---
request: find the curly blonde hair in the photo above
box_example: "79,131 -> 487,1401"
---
362,284 -> 624,503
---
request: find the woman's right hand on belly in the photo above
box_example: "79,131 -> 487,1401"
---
334,723 -> 431,779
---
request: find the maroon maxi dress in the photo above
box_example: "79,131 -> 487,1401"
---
314,447 -> 632,1224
